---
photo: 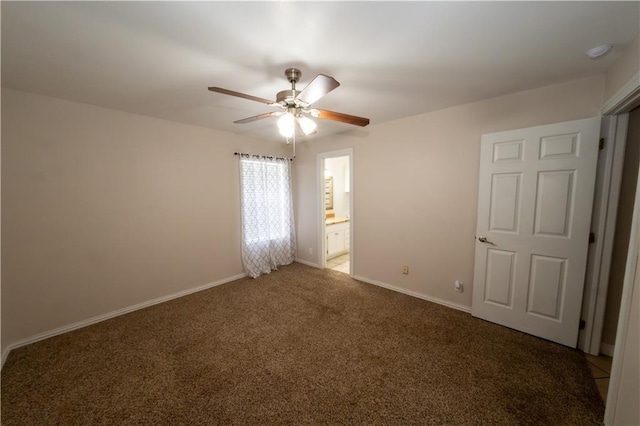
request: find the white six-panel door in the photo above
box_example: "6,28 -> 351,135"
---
472,117 -> 600,347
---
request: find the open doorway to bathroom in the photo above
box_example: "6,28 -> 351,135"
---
319,150 -> 353,275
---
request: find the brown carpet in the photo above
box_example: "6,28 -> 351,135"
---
2,262 -> 604,425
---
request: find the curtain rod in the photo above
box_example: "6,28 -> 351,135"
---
234,152 -> 293,161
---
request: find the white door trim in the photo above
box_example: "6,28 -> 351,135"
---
317,149 -> 353,276
580,114 -> 629,354
582,68 -> 640,355
601,71 -> 640,115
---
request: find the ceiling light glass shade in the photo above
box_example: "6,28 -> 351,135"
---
586,44 -> 613,60
298,116 -> 317,135
278,113 -> 295,138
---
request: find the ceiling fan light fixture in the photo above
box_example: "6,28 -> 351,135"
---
586,44 -> 613,60
298,116 -> 317,135
278,113 -> 295,138
209,68 -> 370,143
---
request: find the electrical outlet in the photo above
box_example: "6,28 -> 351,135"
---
455,280 -> 463,292
308,247 -> 313,255
402,265 -> 409,275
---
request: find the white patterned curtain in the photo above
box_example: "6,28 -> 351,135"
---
239,154 -> 296,278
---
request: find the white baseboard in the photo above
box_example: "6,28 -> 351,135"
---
1,273 -> 246,369
600,342 -> 615,357
295,258 -> 321,268
1,269 -> 472,369
353,275 -> 472,314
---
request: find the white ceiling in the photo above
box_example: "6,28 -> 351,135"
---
2,2 -> 639,142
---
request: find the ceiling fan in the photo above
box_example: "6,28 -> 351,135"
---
208,68 -> 370,139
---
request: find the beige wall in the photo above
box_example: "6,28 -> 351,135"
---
294,75 -> 605,308
604,33 -> 640,102
602,108 -> 640,346
1,88 -> 287,355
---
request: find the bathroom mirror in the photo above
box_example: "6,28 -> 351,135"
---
324,177 -> 333,210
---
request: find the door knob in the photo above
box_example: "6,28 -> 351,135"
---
477,236 -> 493,244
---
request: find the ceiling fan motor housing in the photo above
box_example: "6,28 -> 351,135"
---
276,89 -> 300,105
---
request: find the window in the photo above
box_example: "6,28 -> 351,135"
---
238,155 -> 296,278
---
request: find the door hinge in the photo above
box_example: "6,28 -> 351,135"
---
599,138 -> 605,150
579,319 -> 586,330
589,232 -> 595,244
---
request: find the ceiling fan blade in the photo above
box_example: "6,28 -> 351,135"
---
295,74 -> 340,106
234,111 -> 282,124
315,109 -> 370,127
208,87 -> 275,105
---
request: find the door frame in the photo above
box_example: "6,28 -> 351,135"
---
317,149 -> 354,275
581,72 -> 640,355
579,114 -> 628,355
598,72 -> 640,424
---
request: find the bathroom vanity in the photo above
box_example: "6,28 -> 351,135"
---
325,218 -> 350,259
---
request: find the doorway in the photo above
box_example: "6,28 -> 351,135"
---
318,150 -> 353,275
579,109 -> 640,359
600,107 -> 640,351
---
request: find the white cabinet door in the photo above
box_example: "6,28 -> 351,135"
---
327,229 -> 345,257
472,117 -> 600,347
